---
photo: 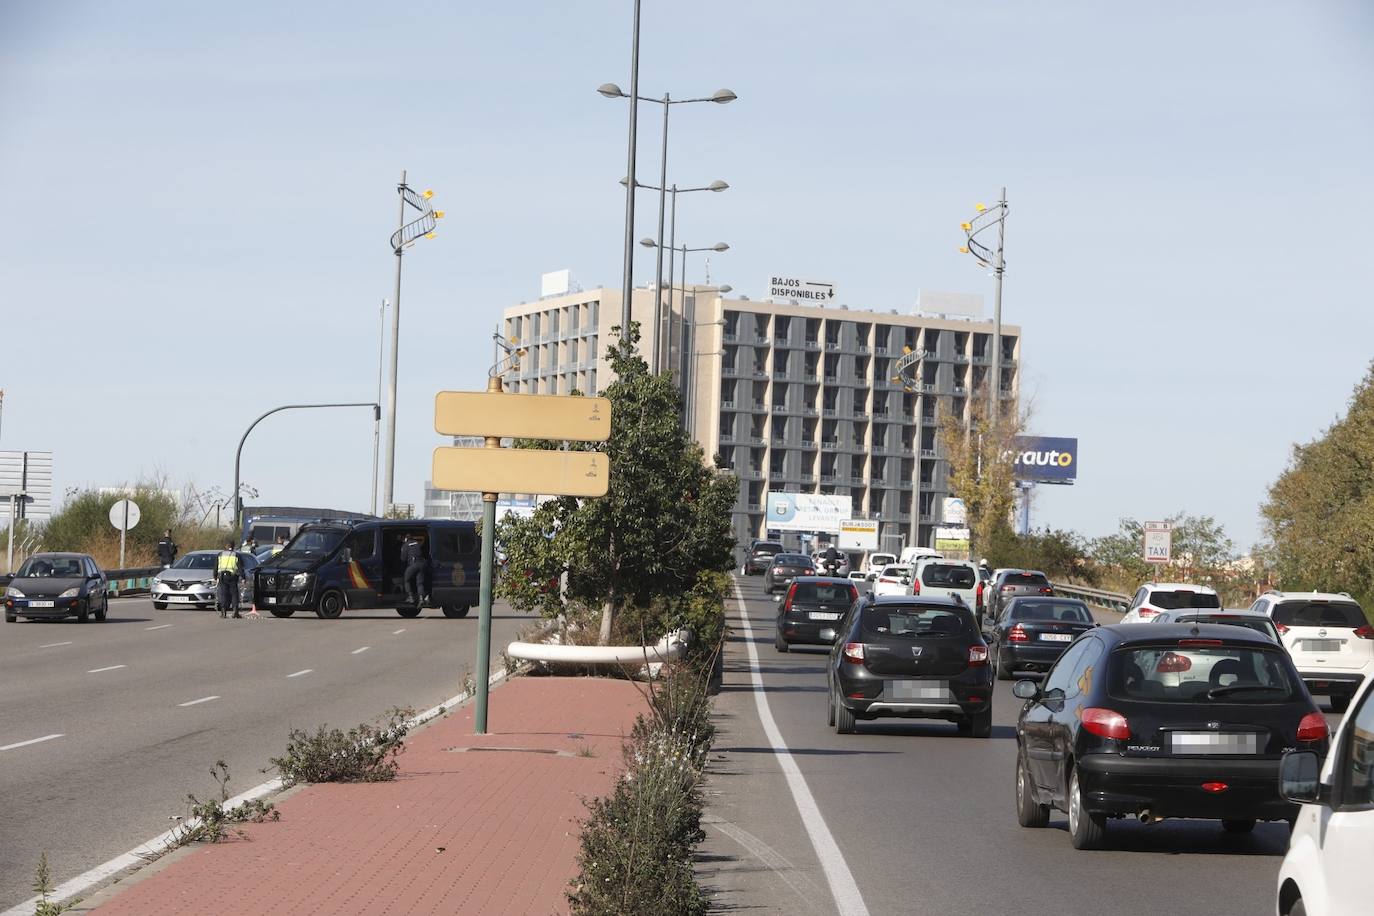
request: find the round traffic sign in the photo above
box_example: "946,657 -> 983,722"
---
109,498 -> 142,531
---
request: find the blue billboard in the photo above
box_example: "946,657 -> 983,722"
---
1011,437 -> 1078,484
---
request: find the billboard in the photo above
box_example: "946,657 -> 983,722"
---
941,497 -> 968,526
765,492 -> 850,533
838,518 -> 879,551
1011,437 -> 1078,484
934,526 -> 970,553
0,451 -> 53,523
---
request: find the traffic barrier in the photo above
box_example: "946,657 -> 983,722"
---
104,567 -> 163,597
1052,582 -> 1132,614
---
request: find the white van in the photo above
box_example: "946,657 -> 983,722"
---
913,558 -> 980,611
899,546 -> 943,566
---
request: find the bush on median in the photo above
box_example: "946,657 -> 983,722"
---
270,707 -> 414,786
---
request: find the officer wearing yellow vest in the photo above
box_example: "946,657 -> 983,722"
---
216,542 -> 242,619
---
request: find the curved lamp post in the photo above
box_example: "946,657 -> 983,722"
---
958,189 -> 1008,424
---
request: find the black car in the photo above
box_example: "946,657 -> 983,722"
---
826,595 -> 994,737
4,552 -> 109,623
987,597 -> 1097,680
743,540 -> 785,576
775,576 -> 857,652
986,569 -> 1054,624
764,553 -> 815,594
1013,623 -> 1330,849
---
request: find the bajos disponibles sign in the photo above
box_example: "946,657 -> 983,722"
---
766,275 -> 837,302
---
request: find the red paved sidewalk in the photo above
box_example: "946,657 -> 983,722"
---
86,677 -> 647,916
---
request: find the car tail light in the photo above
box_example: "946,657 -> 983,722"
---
1179,639 -> 1222,647
783,582 -> 798,612
1137,608 -> 1158,618
1039,587 -> 1054,595
843,642 -> 865,664
1201,782 -> 1229,794
1008,624 -> 1029,642
976,582 -> 984,607
1156,651 -> 1192,673
1354,626 -> 1374,640
911,581 -> 920,594
804,568 -> 815,576
1081,707 -> 1130,740
1297,712 -> 1329,742
1275,622 -> 1289,635
968,645 -> 988,666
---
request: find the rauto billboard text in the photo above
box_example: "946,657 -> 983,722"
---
1010,436 -> 1078,484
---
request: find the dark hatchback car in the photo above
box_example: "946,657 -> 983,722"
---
987,597 -> 1097,680
827,595 -> 994,737
764,553 -> 815,594
1012,623 -> 1329,849
987,569 -> 1054,623
743,540 -> 785,576
4,553 -> 109,623
775,576 -> 857,652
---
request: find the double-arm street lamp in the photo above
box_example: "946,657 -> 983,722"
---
958,188 -> 1008,425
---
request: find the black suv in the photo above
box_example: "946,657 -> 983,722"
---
742,540 -> 785,576
826,594 -> 994,737
775,576 -> 857,651
1012,623 -> 1329,849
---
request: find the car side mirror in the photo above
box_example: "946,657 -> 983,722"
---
1012,680 -> 1040,700
1279,751 -> 1329,806
819,628 -> 837,643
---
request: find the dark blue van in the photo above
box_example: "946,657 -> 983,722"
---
253,519 -> 480,619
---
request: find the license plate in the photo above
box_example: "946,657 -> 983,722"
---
1039,632 -> 1072,642
889,680 -> 950,701
1170,732 -> 1259,754
1301,639 -> 1341,652
29,600 -> 54,608
170,596 -> 193,603
808,611 -> 841,621
266,597 -> 277,604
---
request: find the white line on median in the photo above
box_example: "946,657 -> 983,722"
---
392,628 -> 406,635
0,734 -> 64,752
351,646 -> 370,655
177,695 -> 220,707
86,665 -> 127,674
732,581 -> 870,916
145,624 -> 173,631
39,641 -> 73,648
286,669 -> 312,678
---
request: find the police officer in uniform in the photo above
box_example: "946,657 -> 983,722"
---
216,542 -> 242,619
157,529 -> 178,568
402,534 -> 430,607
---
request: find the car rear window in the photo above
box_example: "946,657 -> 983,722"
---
1010,601 -> 1092,623
869,554 -> 895,567
1271,601 -> 1367,629
880,565 -> 911,578
1109,645 -> 1298,703
862,604 -> 975,638
1004,573 -> 1050,587
753,542 -> 784,555
1176,615 -> 1278,640
921,564 -> 976,588
773,554 -> 811,566
790,582 -> 857,605
1150,590 -> 1221,610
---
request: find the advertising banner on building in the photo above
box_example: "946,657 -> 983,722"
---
765,492 -> 850,533
1011,436 -> 1078,484
941,497 -> 968,526
838,518 -> 880,551
934,526 -> 971,553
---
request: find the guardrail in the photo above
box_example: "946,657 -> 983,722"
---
1053,582 -> 1131,614
106,567 -> 163,597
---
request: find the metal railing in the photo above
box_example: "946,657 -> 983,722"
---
1052,582 -> 1131,614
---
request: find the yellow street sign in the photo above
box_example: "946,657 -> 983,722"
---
432,447 -> 610,497
434,392 -> 612,441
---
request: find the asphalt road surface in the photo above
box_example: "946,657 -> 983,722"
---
0,597 -> 538,908
698,575 -> 1341,916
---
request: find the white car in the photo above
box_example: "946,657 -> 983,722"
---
1120,582 -> 1221,624
1148,608 -> 1283,643
913,559 -> 980,610
1276,672 -> 1374,916
872,564 -> 914,597
1251,591 -> 1374,713
863,552 -> 897,580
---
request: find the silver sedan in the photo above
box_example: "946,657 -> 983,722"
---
151,551 -> 259,609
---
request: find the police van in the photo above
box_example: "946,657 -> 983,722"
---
254,519 -> 480,619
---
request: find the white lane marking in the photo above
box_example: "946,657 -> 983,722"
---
392,628 -> 406,635
86,665 -> 127,674
703,814 -> 831,914
176,695 -> 220,707
145,624 -> 173,631
286,669 -> 313,678
732,581 -> 870,916
39,641 -> 74,648
351,646 -> 370,655
0,733 -> 64,752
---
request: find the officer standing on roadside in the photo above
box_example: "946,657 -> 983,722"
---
215,542 -> 242,619
157,529 -> 178,568
402,534 -> 430,607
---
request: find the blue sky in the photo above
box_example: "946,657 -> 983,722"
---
2,0 -> 1371,547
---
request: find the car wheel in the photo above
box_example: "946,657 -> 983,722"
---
94,603 -> 107,622
970,708 -> 992,739
774,628 -> 789,653
1067,768 -> 1107,850
1015,749 -> 1050,828
1330,694 -> 1351,713
995,648 -> 1014,681
269,608 -> 296,618
441,604 -> 470,619
1290,898 -> 1307,916
827,684 -> 836,727
153,601 -> 167,610
1221,819 -> 1255,834
4,614 -> 15,623
77,604 -> 90,623
396,606 -> 422,618
834,690 -> 856,735
317,590 -> 345,619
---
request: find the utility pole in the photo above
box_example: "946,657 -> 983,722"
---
384,170 -> 406,516
617,0 -> 643,345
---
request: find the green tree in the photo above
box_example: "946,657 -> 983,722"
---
497,325 -> 738,644
1262,362 -> 1374,611
936,396 -> 1024,557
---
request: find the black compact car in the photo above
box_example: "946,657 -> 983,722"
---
743,540 -> 785,576
4,553 -> 109,623
1012,623 -> 1330,849
826,595 -> 994,737
986,569 -> 1055,623
764,553 -> 815,594
775,576 -> 857,652
987,597 -> 1097,680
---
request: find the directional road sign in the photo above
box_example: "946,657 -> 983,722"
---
434,391 -> 612,441
432,447 -> 609,498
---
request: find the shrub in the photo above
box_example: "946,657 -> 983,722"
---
32,852 -> 75,916
270,707 -> 413,785
174,761 -> 278,845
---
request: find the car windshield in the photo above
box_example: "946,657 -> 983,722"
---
1109,645 -> 1298,703
790,582 -> 857,605
281,528 -> 348,557
1271,600 -> 1367,629
16,557 -> 83,577
921,564 -> 976,588
1003,573 -> 1049,587
170,554 -> 218,570
1010,601 -> 1092,623
1175,615 -> 1278,639
1150,590 -> 1221,610
862,604 -> 973,638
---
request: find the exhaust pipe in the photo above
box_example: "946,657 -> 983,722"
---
1138,809 -> 1162,825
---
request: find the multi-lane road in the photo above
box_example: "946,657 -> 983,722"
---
699,575 -> 1336,916
0,597 -> 537,909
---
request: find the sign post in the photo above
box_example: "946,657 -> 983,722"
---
1143,521 -> 1172,565
108,499 -> 141,568
434,384 -> 611,734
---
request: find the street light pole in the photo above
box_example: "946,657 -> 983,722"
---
959,189 -> 1009,426
652,93 -> 670,373
373,298 -> 388,516
617,0 -> 643,346
385,170 -> 406,515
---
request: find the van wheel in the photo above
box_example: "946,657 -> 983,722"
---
269,608 -> 295,618
396,606 -> 422,618
317,590 -> 345,619
441,604 -> 470,619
